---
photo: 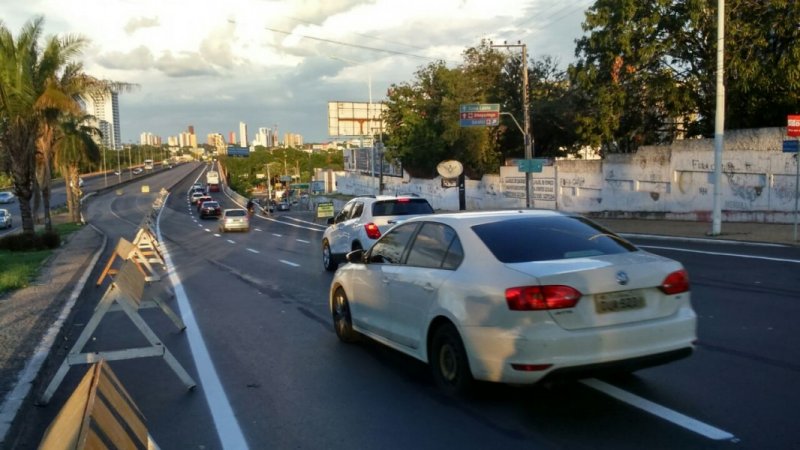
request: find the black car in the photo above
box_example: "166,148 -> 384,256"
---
199,201 -> 221,218
277,201 -> 291,211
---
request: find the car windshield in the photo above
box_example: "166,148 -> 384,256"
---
371,199 -> 434,217
471,216 -> 637,263
226,210 -> 247,217
203,202 -> 219,208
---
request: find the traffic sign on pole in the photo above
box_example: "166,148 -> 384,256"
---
783,140 -> 799,153
788,115 -> 800,137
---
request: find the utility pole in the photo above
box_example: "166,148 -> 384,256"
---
491,40 -> 533,208
711,0 -> 725,235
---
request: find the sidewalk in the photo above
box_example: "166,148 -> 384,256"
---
593,218 -> 799,246
0,224 -> 104,444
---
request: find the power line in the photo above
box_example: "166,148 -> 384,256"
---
282,16 -> 429,51
263,26 -> 434,61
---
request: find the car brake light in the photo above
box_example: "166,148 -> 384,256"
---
505,285 -> 582,311
397,197 -> 410,203
660,269 -> 690,295
511,363 -> 553,372
365,223 -> 381,239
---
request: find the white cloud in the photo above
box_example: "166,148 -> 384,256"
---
3,0 -> 590,143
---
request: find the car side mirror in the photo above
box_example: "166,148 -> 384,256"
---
327,217 -> 334,225
346,249 -> 365,264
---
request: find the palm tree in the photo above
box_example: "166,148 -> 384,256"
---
0,17 -> 45,234
53,114 -> 101,224
37,62 -> 134,230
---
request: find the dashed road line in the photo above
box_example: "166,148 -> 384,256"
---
296,239 -> 310,244
581,379 -> 734,441
254,228 -> 262,232
272,233 -> 282,237
280,259 -> 300,267
247,248 -> 259,254
226,239 -> 235,244
213,233 -> 221,237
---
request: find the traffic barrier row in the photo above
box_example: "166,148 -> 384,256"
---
38,189 -> 193,448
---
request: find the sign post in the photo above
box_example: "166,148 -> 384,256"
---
788,115 -> 800,241
459,104 -> 500,127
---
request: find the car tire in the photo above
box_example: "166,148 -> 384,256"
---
332,287 -> 359,343
322,240 -> 338,272
430,323 -> 473,396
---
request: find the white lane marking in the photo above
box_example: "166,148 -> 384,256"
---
581,379 -> 734,441
284,216 -> 327,228
247,248 -> 259,254
622,233 -> 786,247
213,233 -> 221,237
254,228 -> 262,232
227,239 -> 235,244
0,229 -> 107,442
252,214 -> 323,232
198,224 -> 203,227
280,259 -> 300,267
204,228 -> 211,232
156,195 -> 249,450
640,245 -> 800,264
296,239 -> 310,244
272,233 -> 282,237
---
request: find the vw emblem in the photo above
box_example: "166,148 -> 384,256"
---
616,271 -> 629,286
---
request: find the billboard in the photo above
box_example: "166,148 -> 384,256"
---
328,102 -> 387,137
227,146 -> 249,157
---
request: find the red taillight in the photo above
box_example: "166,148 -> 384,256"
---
660,269 -> 690,295
511,363 -> 553,372
364,223 -> 381,239
505,285 -> 582,311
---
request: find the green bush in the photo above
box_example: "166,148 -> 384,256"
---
0,231 -> 61,251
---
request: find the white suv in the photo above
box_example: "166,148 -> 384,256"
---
322,195 -> 434,271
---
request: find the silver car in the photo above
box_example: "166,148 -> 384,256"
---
329,210 -> 695,395
0,192 -> 15,204
219,208 -> 250,232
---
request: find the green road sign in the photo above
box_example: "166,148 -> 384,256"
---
517,159 -> 545,173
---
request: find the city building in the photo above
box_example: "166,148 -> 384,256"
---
239,122 -> 248,147
79,89 -> 121,149
283,133 -> 304,148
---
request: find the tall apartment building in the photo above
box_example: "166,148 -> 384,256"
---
283,133 -> 303,148
228,131 -> 236,145
208,133 -> 226,155
139,132 -> 161,146
79,90 -> 121,150
239,122 -> 248,147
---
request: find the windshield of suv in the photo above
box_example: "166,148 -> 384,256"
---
371,199 -> 434,217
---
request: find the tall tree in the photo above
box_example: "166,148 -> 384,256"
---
53,114 -> 101,223
0,17 -> 45,234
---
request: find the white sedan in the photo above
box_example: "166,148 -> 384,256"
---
329,210 -> 696,395
0,191 -> 15,204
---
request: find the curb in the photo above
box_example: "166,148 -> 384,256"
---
0,225 -> 107,444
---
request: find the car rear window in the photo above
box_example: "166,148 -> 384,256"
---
371,198 -> 434,217
471,216 -> 637,263
226,210 -> 247,217
203,202 -> 219,208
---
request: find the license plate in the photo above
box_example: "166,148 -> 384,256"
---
594,290 -> 645,314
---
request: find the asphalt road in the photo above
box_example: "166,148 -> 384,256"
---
6,164 -> 800,449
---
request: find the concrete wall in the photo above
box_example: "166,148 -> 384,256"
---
334,127 -> 800,223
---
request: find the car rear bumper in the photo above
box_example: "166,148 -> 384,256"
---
222,222 -> 249,231
460,306 -> 696,384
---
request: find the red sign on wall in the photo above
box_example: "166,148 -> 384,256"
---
788,115 -> 800,137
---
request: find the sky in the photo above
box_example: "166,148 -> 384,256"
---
4,0 -> 593,145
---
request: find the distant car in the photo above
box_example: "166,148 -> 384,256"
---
191,183 -> 204,191
0,192 -> 15,204
199,201 -> 221,219
329,210 -> 696,395
322,195 -> 435,271
219,208 -> 250,232
190,192 -> 206,205
0,209 -> 11,229
195,195 -> 213,208
277,201 -> 291,211
132,168 -> 143,175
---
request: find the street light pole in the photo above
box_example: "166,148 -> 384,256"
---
491,40 -> 533,208
711,0 -> 725,235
